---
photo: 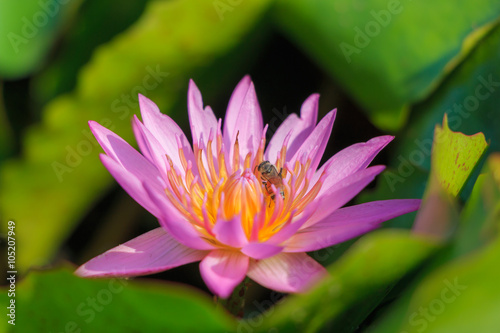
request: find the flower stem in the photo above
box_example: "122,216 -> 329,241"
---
216,277 -> 251,318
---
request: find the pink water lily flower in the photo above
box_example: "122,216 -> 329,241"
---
76,76 -> 420,298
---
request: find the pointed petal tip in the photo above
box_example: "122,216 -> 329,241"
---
303,93 -> 320,106
188,78 -> 200,92
138,94 -> 147,104
371,164 -> 387,173
88,120 -> 104,133
241,74 -> 252,82
299,93 -> 320,123
132,114 -> 141,123
138,94 -> 160,115
74,265 -> 89,277
366,165 -> 386,179
233,75 -> 253,94
88,120 -> 102,139
187,79 -> 203,109
407,198 -> 422,210
98,152 -> 109,163
321,108 -> 337,125
74,264 -> 108,278
137,94 -> 154,110
373,134 -> 395,145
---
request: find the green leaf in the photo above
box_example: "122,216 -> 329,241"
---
368,237 -> 500,333
33,0 -> 150,105
412,115 -> 488,238
431,114 -> 488,198
359,23 -> 500,225
1,268 -> 235,332
274,0 -> 500,130
368,153 -> 500,333
396,23 -> 500,165
0,0 -> 79,79
451,152 -> 500,256
253,230 -> 438,333
0,92 -> 14,160
0,0 -> 273,270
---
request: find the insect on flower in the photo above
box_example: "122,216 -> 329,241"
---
75,75 -> 421,299
256,160 -> 285,202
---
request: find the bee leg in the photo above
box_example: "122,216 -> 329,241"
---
269,194 -> 276,207
279,168 -> 283,177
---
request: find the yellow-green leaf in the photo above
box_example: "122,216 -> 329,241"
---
412,114 -> 488,239
432,114 -> 488,197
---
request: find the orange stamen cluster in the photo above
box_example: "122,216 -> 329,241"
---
162,125 -> 324,246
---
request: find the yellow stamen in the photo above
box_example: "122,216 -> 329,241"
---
233,131 -> 240,173
161,128 -> 324,247
206,139 -> 219,184
195,147 -> 213,191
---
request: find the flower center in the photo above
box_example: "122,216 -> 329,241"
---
162,124 -> 323,246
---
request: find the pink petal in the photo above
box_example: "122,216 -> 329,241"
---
284,199 -> 420,252
265,94 -> 319,163
289,109 -> 337,172
223,76 -> 263,169
213,216 -> 248,248
75,228 -> 208,277
89,121 -> 159,177
317,199 -> 421,229
305,165 -> 386,228
143,182 -> 216,251
286,224 -> 380,253
199,250 -> 249,298
247,253 -> 327,293
100,154 -> 163,218
313,135 -> 394,194
132,118 -> 153,163
187,80 -> 218,150
224,76 -> 251,140
132,115 -> 171,180
241,242 -> 283,259
138,94 -> 195,175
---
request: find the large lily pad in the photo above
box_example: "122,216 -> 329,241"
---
360,23 -> 500,227
1,268 -> 235,332
0,0 -> 79,78
274,0 -> 500,130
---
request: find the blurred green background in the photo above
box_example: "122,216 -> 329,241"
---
1,0 -> 500,332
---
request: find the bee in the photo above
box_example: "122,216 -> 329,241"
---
256,161 -> 285,201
